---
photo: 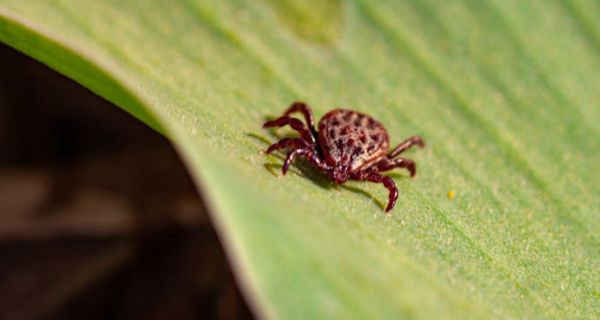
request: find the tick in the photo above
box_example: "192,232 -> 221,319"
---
263,102 -> 425,212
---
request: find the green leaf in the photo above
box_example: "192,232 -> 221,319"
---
1,0 -> 599,318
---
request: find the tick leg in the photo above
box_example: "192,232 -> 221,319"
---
283,102 -> 318,137
388,135 -> 425,158
282,148 -> 330,175
266,138 -> 308,154
376,157 -> 417,177
357,173 -> 398,212
263,116 -> 316,145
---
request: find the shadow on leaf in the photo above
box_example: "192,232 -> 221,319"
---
249,131 -> 397,210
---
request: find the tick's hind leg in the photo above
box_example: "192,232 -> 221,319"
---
283,102 -> 317,136
359,173 -> 398,212
376,157 -> 417,177
388,136 -> 425,158
263,116 -> 316,144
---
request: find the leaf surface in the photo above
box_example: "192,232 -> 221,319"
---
1,1 -> 598,318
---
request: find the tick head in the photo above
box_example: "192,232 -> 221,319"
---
331,164 -> 350,184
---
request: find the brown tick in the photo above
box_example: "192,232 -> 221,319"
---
263,102 -> 425,212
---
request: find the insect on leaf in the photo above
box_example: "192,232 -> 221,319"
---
0,0 -> 599,319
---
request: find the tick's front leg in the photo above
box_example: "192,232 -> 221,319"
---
263,116 -> 316,145
283,102 -> 317,137
282,148 -> 330,175
266,138 -> 308,154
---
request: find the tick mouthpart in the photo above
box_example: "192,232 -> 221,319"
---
331,166 -> 350,184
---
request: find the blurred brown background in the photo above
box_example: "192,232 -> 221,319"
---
0,43 -> 252,320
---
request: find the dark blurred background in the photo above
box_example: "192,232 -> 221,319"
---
0,43 -> 252,320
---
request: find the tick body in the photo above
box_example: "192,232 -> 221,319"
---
263,102 -> 424,212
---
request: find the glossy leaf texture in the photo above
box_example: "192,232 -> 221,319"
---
1,1 -> 599,318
